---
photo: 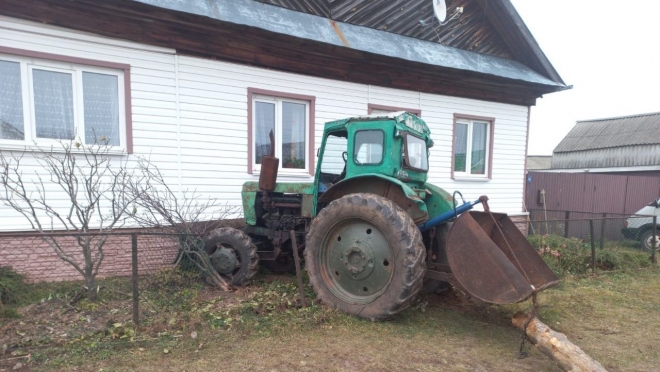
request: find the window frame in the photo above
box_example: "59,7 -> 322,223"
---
368,103 -> 421,117
247,88 -> 316,177
403,133 -> 429,173
451,114 -> 495,180
0,46 -> 133,153
353,129 -> 385,166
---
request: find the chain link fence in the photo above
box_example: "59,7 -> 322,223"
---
0,231 -> 209,325
527,209 -> 658,274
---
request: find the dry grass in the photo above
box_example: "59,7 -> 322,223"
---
3,267 -> 660,372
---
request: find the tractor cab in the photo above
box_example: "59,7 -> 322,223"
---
316,112 -> 432,197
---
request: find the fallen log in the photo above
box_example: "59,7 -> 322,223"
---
512,311 -> 607,372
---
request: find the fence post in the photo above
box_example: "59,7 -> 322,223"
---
564,211 -> 570,238
652,216 -> 658,265
131,233 -> 139,326
599,213 -> 606,250
589,219 -> 596,273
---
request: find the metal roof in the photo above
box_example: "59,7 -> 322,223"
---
526,156 -> 552,170
135,0 -> 564,88
255,0 -> 565,85
554,112 -> 660,153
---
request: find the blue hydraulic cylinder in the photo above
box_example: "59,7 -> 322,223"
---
418,198 -> 482,232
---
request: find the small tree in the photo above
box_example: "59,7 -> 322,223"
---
126,156 -> 235,290
0,140 -> 138,301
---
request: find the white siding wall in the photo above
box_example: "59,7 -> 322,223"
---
0,17 -> 529,231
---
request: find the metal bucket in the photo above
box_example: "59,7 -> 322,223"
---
445,211 -> 559,304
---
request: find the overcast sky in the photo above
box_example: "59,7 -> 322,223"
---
509,0 -> 660,155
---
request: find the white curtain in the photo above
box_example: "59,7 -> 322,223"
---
0,60 -> 25,140
255,101 -> 275,164
281,102 -> 306,169
32,69 -> 74,140
454,123 -> 468,172
83,72 -> 120,145
471,122 -> 488,175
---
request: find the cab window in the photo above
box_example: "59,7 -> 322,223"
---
354,130 -> 384,165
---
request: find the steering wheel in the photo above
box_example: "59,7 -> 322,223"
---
342,151 -> 348,164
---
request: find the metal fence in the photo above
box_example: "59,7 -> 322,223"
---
527,209 -> 658,271
0,231 -> 202,325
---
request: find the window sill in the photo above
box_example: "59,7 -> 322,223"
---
0,142 -> 128,156
452,176 -> 491,182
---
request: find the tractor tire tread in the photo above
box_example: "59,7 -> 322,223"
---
305,193 -> 426,321
205,227 -> 259,286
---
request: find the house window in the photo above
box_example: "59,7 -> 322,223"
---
248,88 -> 315,176
0,51 -> 129,150
368,103 -> 421,117
453,115 -> 494,179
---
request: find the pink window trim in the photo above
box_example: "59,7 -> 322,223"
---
0,46 -> 133,154
247,87 -> 316,176
451,113 -> 495,180
367,103 -> 421,117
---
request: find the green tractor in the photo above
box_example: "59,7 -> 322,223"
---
205,112 -> 558,320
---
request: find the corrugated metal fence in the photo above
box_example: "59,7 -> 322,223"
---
526,172 -> 660,215
525,172 -> 660,240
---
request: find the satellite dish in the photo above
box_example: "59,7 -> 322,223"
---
432,0 -> 447,23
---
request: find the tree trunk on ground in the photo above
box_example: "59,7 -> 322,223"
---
512,311 -> 607,372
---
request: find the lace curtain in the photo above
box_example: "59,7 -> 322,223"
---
32,69 -> 75,140
454,123 -> 468,172
281,102 -> 305,169
83,72 -> 120,146
470,122 -> 488,175
255,101 -> 275,164
0,60 -> 25,140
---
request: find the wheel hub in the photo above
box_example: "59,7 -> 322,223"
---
210,247 -> 238,275
341,243 -> 374,276
322,220 -> 393,304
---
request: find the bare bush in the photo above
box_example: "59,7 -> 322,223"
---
0,140 -> 138,301
127,156 -> 237,290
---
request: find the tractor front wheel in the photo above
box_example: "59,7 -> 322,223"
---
305,193 -> 426,320
204,227 -> 259,286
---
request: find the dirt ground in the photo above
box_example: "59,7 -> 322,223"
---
2,268 -> 660,372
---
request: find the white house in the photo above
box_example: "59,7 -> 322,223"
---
0,0 -> 567,280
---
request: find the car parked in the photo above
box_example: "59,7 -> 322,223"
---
623,197 -> 660,251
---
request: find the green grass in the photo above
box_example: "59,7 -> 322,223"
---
529,234 -> 653,276
5,267 -> 657,372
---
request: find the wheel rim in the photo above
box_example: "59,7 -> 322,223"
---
208,243 -> 242,278
645,234 -> 660,251
319,219 -> 394,305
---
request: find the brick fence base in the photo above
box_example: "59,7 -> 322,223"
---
0,233 -> 179,283
508,214 -> 530,236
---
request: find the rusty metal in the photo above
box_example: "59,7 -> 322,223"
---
259,130 -> 279,192
445,211 -> 559,304
289,230 -> 307,308
255,0 -> 514,59
329,19 -> 350,47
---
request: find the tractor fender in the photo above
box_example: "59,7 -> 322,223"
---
318,174 -> 429,224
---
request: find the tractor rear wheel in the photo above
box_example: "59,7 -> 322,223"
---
204,227 -> 259,286
305,193 -> 426,321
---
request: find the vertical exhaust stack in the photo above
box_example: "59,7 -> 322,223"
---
259,130 -> 279,208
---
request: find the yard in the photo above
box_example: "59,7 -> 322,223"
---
2,259 -> 660,372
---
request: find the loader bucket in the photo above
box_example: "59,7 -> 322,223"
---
445,211 -> 559,304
